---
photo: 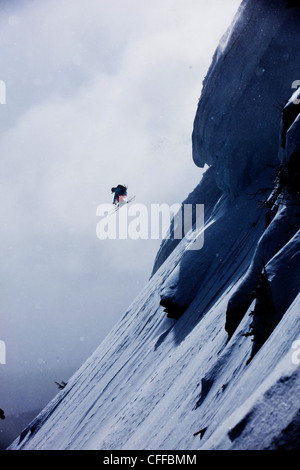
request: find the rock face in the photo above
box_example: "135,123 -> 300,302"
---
159,0 -> 300,320
8,0 -> 300,450
192,0 -> 300,196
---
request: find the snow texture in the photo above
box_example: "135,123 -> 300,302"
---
192,0 -> 300,196
8,0 -> 300,450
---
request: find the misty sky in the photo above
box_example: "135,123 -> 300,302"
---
0,0 -> 240,420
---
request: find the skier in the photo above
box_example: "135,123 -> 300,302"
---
111,184 -> 128,206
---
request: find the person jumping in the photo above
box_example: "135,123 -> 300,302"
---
111,184 -> 128,206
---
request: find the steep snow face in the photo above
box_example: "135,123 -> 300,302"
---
159,171 -> 270,318
8,0 -> 300,450
201,294 -> 300,450
192,0 -> 300,196
225,200 -> 300,339
151,166 -> 222,276
8,226 -> 300,450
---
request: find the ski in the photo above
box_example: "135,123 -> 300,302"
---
109,195 -> 136,215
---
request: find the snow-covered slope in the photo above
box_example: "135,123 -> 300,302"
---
192,0 -> 300,197
8,0 -> 300,450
